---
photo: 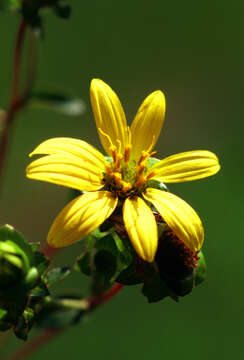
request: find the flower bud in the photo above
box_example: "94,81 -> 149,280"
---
0,240 -> 30,290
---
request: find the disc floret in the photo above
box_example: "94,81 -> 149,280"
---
103,135 -> 158,198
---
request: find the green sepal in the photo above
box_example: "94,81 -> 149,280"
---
147,179 -> 168,192
147,157 -> 160,168
116,262 -> 142,285
75,252 -> 92,276
43,267 -> 71,287
162,273 -> 194,297
32,251 -> 49,276
194,251 -> 206,286
14,308 -> 35,341
30,280 -> 50,297
29,91 -> 85,116
142,274 -> 174,303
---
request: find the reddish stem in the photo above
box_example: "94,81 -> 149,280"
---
42,244 -> 60,260
5,329 -> 62,360
4,283 -> 124,360
0,19 -> 28,187
89,283 -> 124,309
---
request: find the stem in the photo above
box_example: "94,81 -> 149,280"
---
5,329 -> 62,360
4,283 -> 124,360
89,283 -> 124,309
42,245 -> 60,260
0,19 -> 29,188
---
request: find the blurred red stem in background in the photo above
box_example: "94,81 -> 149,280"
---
5,283 -> 124,360
0,19 -> 28,189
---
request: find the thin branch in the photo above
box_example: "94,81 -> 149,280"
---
4,283 -> 124,360
0,18 -> 38,190
4,329 -> 62,360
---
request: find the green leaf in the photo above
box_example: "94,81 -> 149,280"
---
30,280 -> 49,297
75,252 -> 93,276
44,267 -> 71,287
29,91 -> 86,116
14,308 -> 35,341
33,251 -> 49,275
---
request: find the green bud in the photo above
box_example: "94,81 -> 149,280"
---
0,241 -> 28,289
25,267 -> 39,289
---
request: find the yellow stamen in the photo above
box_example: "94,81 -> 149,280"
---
146,170 -> 157,180
122,181 -> 132,192
105,163 -> 113,175
137,160 -> 147,177
124,145 -> 131,165
98,128 -> 117,162
138,151 -> 149,165
113,172 -> 122,187
114,153 -> 123,171
134,176 -> 146,188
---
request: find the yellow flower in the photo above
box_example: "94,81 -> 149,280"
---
26,79 -> 220,263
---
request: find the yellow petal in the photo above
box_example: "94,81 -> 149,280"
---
144,188 -> 204,252
29,137 -> 106,169
151,150 -> 220,183
123,197 -> 158,262
90,79 -> 128,155
26,153 -> 104,191
130,91 -> 166,160
47,191 -> 118,247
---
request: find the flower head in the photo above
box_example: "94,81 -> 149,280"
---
26,79 -> 220,262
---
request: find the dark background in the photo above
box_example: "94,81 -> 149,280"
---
0,1 -> 243,359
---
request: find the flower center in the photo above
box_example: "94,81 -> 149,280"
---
100,129 -> 157,197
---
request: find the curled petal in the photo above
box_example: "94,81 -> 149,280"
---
144,188 -> 204,252
130,91 -> 166,160
151,150 -> 220,183
123,197 -> 158,263
26,153 -> 104,191
47,191 -> 118,247
29,137 -> 106,169
90,79 -> 128,155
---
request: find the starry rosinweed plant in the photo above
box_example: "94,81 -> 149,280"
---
26,79 -> 220,295
0,78 -> 220,348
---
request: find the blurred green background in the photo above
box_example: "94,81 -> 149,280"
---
0,0 -> 243,359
